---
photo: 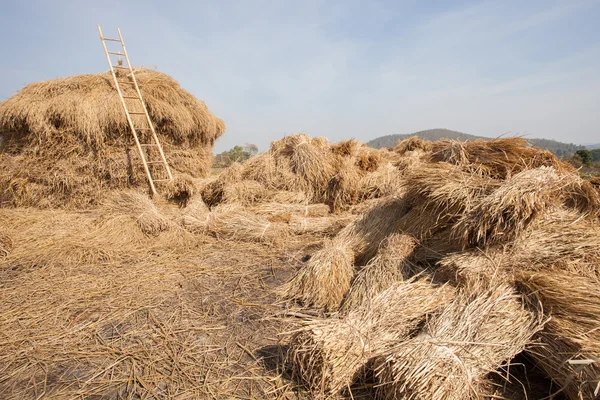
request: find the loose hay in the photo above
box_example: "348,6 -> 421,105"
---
0,232 -> 12,257
287,279 -> 454,397
375,284 -> 545,400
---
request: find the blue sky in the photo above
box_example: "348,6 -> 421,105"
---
1,0 -> 599,152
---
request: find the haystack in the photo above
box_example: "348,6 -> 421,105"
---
288,279 -> 454,397
0,69 -> 224,208
375,284 -> 545,400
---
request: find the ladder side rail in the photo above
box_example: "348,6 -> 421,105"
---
98,25 -> 158,195
117,28 -> 174,181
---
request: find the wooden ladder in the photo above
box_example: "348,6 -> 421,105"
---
97,24 -> 173,195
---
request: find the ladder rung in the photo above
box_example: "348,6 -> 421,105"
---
102,37 -> 121,42
153,179 -> 172,182
123,96 -> 140,99
116,80 -> 134,84
129,112 -> 146,115
146,161 -> 166,165
139,143 -> 156,146
113,66 -> 129,69
108,51 -> 125,56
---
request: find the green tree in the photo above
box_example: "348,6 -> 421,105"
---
591,149 -> 600,163
575,150 -> 593,167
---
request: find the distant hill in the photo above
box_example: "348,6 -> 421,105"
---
587,143 -> 600,150
367,129 -> 586,158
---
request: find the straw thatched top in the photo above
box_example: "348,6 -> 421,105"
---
0,69 -> 225,153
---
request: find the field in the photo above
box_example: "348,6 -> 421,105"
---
1,68 -> 599,399
1,134 -> 599,400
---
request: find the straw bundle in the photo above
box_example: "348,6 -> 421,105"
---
182,205 -> 288,244
265,189 -> 309,204
200,163 -> 244,207
326,158 -> 362,213
102,191 -> 169,235
166,174 -> 196,206
452,167 -> 565,247
375,284 -> 545,400
507,210 -> 600,273
240,152 -> 276,184
282,196 -> 410,310
357,162 -> 403,201
517,269 -> 600,399
392,136 -> 433,155
0,69 -> 224,208
221,180 -> 269,205
180,198 -> 209,218
404,162 -> 499,219
289,137 -> 336,201
288,279 -> 455,397
249,203 -> 329,218
281,239 -> 354,310
430,138 -> 571,179
330,139 -> 364,158
355,147 -> 382,173
288,215 -> 356,236
340,233 -> 418,312
336,195 -> 411,265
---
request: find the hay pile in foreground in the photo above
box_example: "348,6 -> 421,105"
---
375,284 -> 544,399
281,136 -> 600,399
287,279 -> 454,397
0,69 -> 225,208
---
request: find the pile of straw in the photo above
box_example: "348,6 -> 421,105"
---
288,279 -> 454,397
283,196 -> 410,310
430,137 -> 571,179
207,135 -> 401,213
0,69 -> 224,208
375,284 -> 545,399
